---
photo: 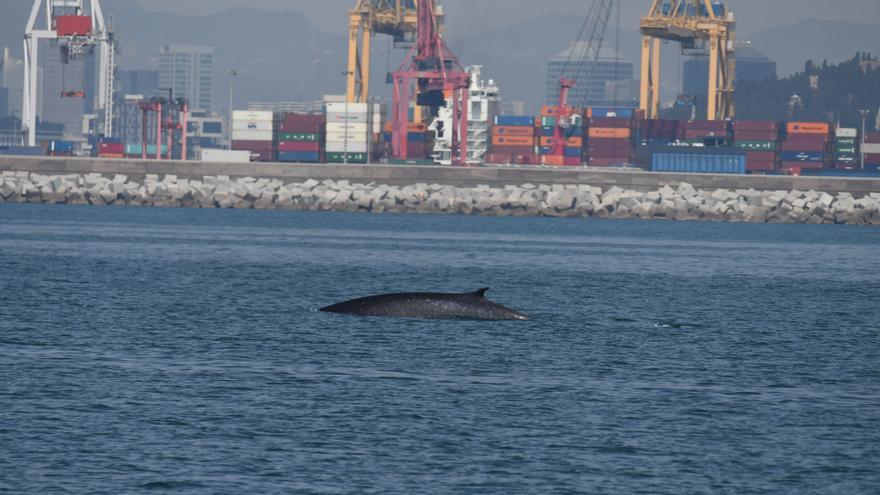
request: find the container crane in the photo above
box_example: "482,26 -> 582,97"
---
639,0 -> 736,120
347,1 -> 445,104
548,0 -> 614,165
22,0 -> 116,146
390,0 -> 468,165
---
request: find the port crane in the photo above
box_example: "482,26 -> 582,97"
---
346,0 -> 445,104
22,0 -> 117,145
639,0 -> 736,120
548,0 -> 614,165
390,0 -> 469,165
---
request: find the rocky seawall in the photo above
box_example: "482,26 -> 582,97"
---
2,171 -> 879,225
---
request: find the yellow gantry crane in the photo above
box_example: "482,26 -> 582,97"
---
639,0 -> 736,120
347,0 -> 444,104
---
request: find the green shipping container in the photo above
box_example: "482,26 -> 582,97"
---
734,141 -> 777,151
326,152 -> 368,163
835,145 -> 857,154
541,116 -> 557,127
835,137 -> 857,146
277,132 -> 321,142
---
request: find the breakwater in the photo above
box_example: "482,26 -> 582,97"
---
3,170 -> 879,225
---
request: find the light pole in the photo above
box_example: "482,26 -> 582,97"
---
859,109 -> 870,171
228,69 -> 237,149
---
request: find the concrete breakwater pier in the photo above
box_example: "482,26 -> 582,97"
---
2,168 -> 879,225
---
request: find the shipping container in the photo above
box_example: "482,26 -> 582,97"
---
732,130 -> 778,141
732,120 -> 778,132
492,135 -> 535,146
652,153 -> 746,174
278,141 -> 320,152
326,122 -> 369,134
326,152 -> 368,163
326,112 -> 370,123
685,120 -> 728,131
277,151 -> 321,163
866,133 -> 880,144
735,141 -> 776,151
231,129 -> 273,141
861,143 -> 880,154
125,144 -> 169,155
200,149 -> 252,163
786,122 -> 830,135
494,115 -> 535,127
588,117 -> 633,128
780,151 -> 825,162
232,120 -> 273,132
232,110 -> 273,122
277,132 -> 321,142
585,107 -> 634,119
589,127 -> 631,139
564,147 -> 581,157
780,139 -> 827,153
780,161 -> 823,171
325,131 -> 369,143
835,127 -> 858,138
835,137 -> 857,146
538,136 -> 582,147
745,151 -> 776,162
746,161 -> 776,172
99,142 -> 125,153
278,122 -> 323,133
493,126 -> 535,137
325,142 -> 368,153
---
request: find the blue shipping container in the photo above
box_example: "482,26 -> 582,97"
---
564,146 -> 581,157
494,115 -> 535,127
407,132 -> 425,142
49,141 -> 74,152
538,146 -> 552,155
278,151 -> 321,163
0,146 -> 45,156
652,153 -> 746,174
780,151 -> 824,163
589,108 -> 634,119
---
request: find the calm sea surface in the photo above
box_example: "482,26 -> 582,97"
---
1,204 -> 879,494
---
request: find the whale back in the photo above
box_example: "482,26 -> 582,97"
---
320,288 -> 529,321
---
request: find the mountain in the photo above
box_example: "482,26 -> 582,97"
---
746,19 -> 880,76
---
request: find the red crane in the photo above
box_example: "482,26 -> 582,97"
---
391,0 -> 470,165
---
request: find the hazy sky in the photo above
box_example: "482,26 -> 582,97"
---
134,0 -> 880,36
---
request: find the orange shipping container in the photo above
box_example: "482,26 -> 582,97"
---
539,136 -> 583,147
787,122 -> 830,135
492,135 -> 535,146
541,105 -> 558,117
493,126 -> 535,137
588,127 -> 631,139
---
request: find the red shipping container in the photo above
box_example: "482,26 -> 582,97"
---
278,122 -> 323,133
56,16 -> 92,36
865,133 -> 880,144
780,161 -> 823,170
588,117 -> 633,128
99,143 -> 124,153
281,114 -> 324,125
746,160 -> 776,172
517,155 -> 540,165
490,145 -> 535,155
685,129 -> 726,139
563,156 -> 581,166
780,140 -> 827,152
733,130 -> 778,141
746,151 -> 776,162
685,120 -> 728,131
278,142 -> 320,152
864,153 -> 880,163
232,140 -> 274,151
588,157 -> 628,167
733,120 -> 778,132
486,153 -> 513,163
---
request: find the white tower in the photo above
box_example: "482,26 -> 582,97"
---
22,0 -> 115,145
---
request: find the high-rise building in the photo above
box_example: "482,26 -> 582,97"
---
1,47 -> 26,119
546,42 -> 634,108
159,45 -> 214,111
682,42 -> 776,98
118,69 -> 159,99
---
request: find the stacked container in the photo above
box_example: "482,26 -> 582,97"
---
488,115 -> 536,165
683,120 -> 729,146
325,102 -> 371,164
97,137 -> 124,159
124,144 -> 168,158
232,110 -> 274,162
732,120 -> 778,173
585,116 -> 633,167
277,113 -> 324,163
780,122 -> 830,173
833,128 -> 858,169
536,106 -> 582,166
48,140 -> 74,157
864,132 -> 880,170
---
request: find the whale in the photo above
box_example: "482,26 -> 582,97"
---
319,288 -> 530,321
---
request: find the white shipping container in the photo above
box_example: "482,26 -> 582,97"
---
232,120 -> 273,131
232,110 -> 273,122
325,131 -> 369,143
200,149 -> 253,163
325,142 -> 369,153
326,102 -> 369,114
861,143 -> 880,154
326,122 -> 369,134
326,112 -> 368,123
231,129 -> 273,141
836,128 -> 858,138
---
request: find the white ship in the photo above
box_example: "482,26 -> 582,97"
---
430,66 -> 501,165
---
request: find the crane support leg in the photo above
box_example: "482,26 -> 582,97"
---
639,36 -> 661,119
360,27 -> 371,104
346,14 -> 361,103
707,33 -> 719,120
650,37 -> 661,118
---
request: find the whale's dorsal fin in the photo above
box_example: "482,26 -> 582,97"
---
472,288 -> 490,298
